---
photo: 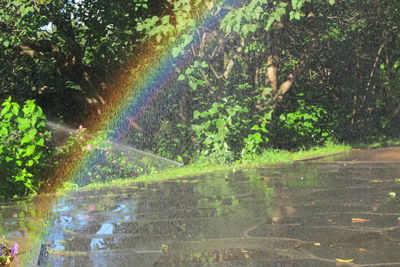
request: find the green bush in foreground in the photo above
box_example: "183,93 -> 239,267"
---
0,97 -> 52,199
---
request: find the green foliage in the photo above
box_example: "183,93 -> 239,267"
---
0,97 -> 51,198
154,122 -> 194,163
220,0 -> 336,38
136,0 -> 199,54
192,98 -> 250,162
242,110 -> 272,156
243,96 -> 332,153
270,96 -> 332,149
0,0 -> 156,123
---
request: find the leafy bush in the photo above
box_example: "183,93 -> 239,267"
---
243,95 -> 333,153
270,98 -> 332,149
0,97 -> 52,198
242,110 -> 272,157
191,98 -> 250,162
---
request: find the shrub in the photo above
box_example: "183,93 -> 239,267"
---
0,97 -> 52,198
270,98 -> 332,149
191,99 -> 251,162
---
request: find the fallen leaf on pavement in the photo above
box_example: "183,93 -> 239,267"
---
351,218 -> 370,223
336,258 -> 354,263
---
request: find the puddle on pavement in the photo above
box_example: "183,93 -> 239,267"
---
1,151 -> 400,266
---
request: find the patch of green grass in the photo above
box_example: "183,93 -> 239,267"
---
237,142 -> 350,166
80,143 -> 350,190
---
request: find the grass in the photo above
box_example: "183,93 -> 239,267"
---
80,142 -> 350,190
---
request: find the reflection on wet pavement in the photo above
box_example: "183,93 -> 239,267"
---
1,149 -> 400,266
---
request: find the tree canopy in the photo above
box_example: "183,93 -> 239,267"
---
0,0 -> 163,122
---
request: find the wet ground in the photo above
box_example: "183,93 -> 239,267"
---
1,147 -> 400,266
321,146 -> 400,162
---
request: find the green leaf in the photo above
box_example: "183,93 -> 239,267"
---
178,74 -> 185,81
34,107 -> 43,117
0,127 -> 8,136
208,106 -> 218,115
23,145 -> 36,157
17,118 -> 30,131
266,17 -> 275,31
191,124 -> 202,134
225,23 -> 232,34
215,119 -> 225,129
20,6 -> 35,17
182,34 -> 193,47
172,47 -> 181,58
36,137 -> 45,146
291,0 -> 298,9
242,24 -> 250,36
193,110 -> 201,119
21,133 -> 34,144
28,128 -> 37,137
155,34 -> 162,43
303,122 -> 313,128
200,61 -> 208,68
161,15 -> 170,24
136,23 -> 144,32
0,104 -> 10,116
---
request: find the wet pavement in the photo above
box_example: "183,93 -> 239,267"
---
321,146 -> 400,162
1,147 -> 400,266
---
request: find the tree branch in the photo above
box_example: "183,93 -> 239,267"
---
209,63 -> 224,80
223,43 -> 243,79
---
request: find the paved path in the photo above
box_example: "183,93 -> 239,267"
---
2,147 -> 400,266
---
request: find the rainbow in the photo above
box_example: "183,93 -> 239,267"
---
20,1 -> 244,265
65,2 -> 226,186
